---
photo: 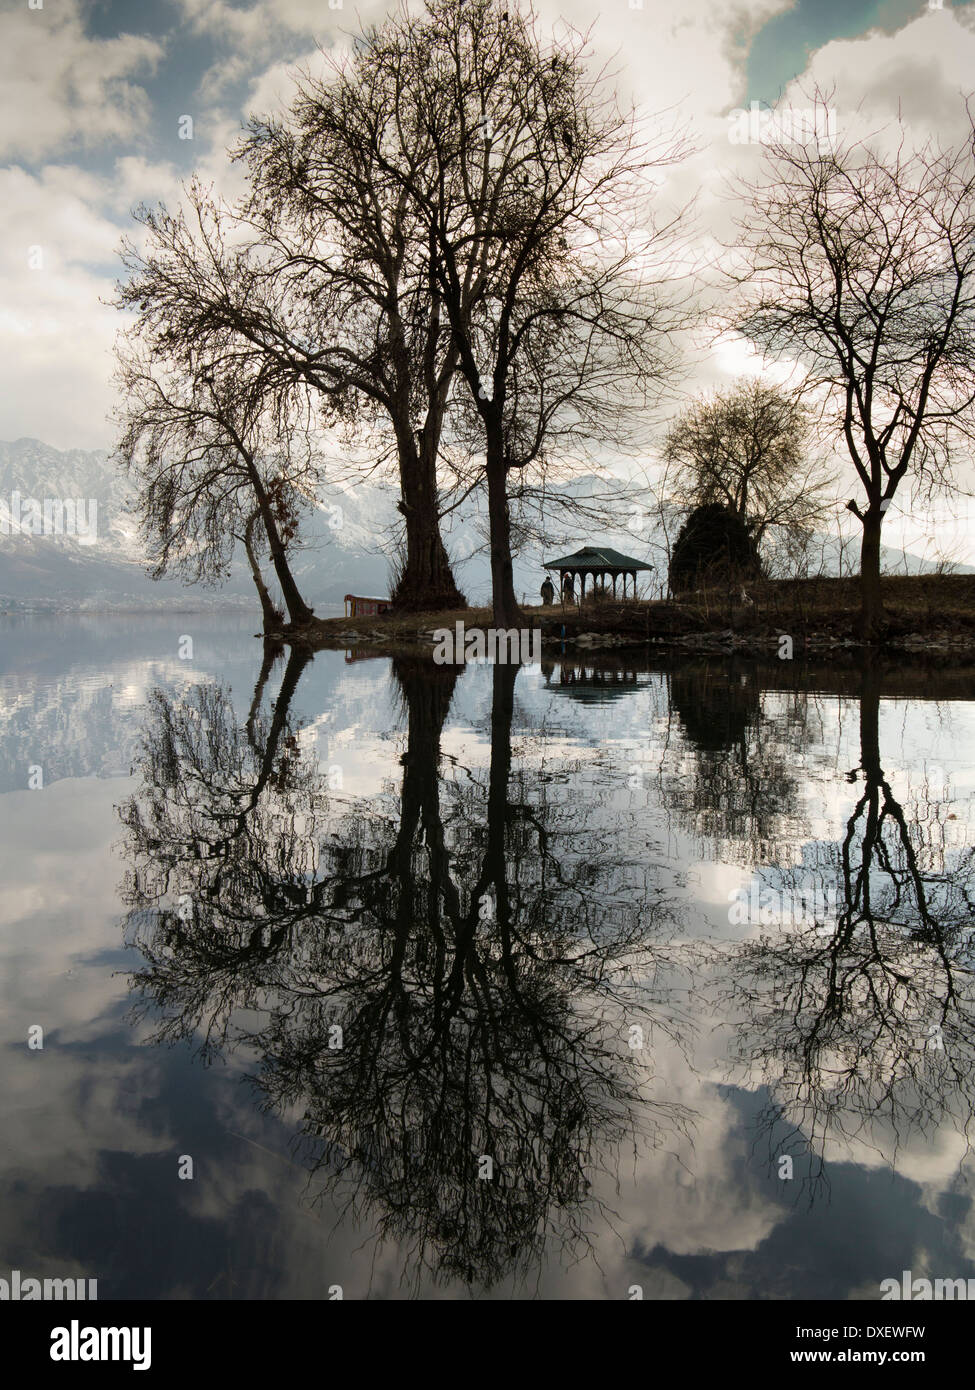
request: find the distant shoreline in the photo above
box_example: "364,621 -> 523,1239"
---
264,574 -> 975,661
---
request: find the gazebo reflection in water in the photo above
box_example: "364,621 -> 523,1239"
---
542,658 -> 644,703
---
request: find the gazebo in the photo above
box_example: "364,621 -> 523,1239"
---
543,546 -> 654,603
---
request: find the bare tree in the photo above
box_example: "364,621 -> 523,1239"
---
116,175 -> 463,616
662,378 -> 837,567
731,92 -> 975,638
114,282 -> 320,627
238,61 -> 471,611
342,0 -> 691,626
716,663 -> 975,1194
242,505 -> 283,629
115,2 -> 689,626
119,654 -> 692,1289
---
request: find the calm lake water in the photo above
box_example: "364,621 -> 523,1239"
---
2,611 -> 974,1299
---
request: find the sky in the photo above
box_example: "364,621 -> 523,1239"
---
4,0 -> 975,554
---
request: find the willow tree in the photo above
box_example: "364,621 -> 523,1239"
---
732,94 -> 975,638
114,283 -> 320,628
662,379 -> 836,565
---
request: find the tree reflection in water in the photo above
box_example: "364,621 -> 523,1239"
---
660,659 -> 815,866
712,662 -> 975,1198
119,646 -> 975,1275
118,648 -> 692,1291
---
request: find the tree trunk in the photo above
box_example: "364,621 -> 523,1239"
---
243,510 -> 280,632
393,431 -> 466,612
485,440 -> 524,629
387,656 -> 461,1004
859,659 -> 882,785
246,638 -> 283,751
238,645 -> 312,827
484,660 -> 516,904
390,656 -> 460,868
247,470 -> 315,627
859,508 -> 884,642
844,658 -> 883,941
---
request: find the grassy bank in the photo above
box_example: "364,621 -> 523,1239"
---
271,574 -> 975,657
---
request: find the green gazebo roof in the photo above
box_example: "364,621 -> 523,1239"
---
543,546 -> 654,572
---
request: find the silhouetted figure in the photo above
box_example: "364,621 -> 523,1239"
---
540,576 -> 555,606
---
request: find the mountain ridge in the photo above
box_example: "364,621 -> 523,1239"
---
0,437 -> 968,614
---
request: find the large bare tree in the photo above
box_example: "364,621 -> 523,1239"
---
115,0 -> 689,626
732,94 -> 975,637
238,59 -> 471,611
118,173 -> 465,615
335,0 -> 691,626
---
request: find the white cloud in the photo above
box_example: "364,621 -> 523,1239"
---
0,165 -> 138,450
787,7 -> 975,144
7,0 -> 974,510
0,141 -> 250,451
175,0 -> 368,101
0,1 -> 163,161
243,49 -> 333,120
535,0 -> 795,115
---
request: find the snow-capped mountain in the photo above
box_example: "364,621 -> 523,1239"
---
0,438 -> 400,613
0,438 -> 967,614
0,437 -> 639,612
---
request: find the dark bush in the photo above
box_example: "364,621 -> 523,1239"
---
668,503 -> 763,595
